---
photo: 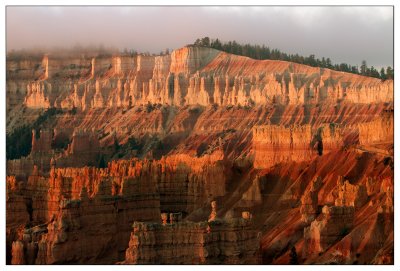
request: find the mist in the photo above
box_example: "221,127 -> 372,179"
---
6,6 -> 393,68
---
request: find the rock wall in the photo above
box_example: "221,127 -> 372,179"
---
147,151 -> 227,213
6,151 -> 228,264
236,176 -> 263,208
7,128 -> 101,179
317,123 -> 344,154
300,176 -> 323,223
6,176 -> 30,228
303,205 -> 355,256
8,164 -> 161,264
7,46 -> 392,112
31,129 -> 53,154
334,177 -> 368,209
7,157 -> 36,181
253,124 -> 313,169
253,121 -> 348,169
24,82 -> 51,109
6,46 -> 394,265
358,113 -> 393,145
53,129 -> 100,168
123,218 -> 260,264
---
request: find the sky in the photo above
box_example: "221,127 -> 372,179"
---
6,6 -> 394,68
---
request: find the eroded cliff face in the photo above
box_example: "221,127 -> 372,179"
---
6,46 -> 393,265
358,111 -> 393,146
252,122 -> 345,169
259,148 -> 393,265
7,128 -> 100,180
7,152 -> 230,264
253,124 -> 313,169
6,46 -> 393,114
123,217 -> 260,264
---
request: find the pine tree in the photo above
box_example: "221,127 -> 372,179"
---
98,155 -> 106,168
380,68 -> 387,80
289,246 -> 298,264
192,37 -> 387,79
386,66 -> 394,80
360,60 -> 367,75
200,37 -> 210,47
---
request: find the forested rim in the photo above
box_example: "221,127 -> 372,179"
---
188,37 -> 393,81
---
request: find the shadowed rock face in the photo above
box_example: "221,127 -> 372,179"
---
6,46 -> 393,264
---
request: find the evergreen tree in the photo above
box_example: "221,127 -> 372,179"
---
196,37 -> 391,79
386,66 -> 394,80
289,246 -> 298,264
360,60 -> 367,75
113,136 -> 120,152
98,155 -> 107,168
321,57 -> 327,68
380,68 -> 387,80
200,37 -> 210,47
326,58 -> 333,69
369,66 -> 380,78
351,66 -> 359,74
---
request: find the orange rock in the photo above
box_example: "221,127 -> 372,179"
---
10,46 -> 392,110
123,218 -> 260,264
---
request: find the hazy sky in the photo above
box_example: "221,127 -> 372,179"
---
6,6 -> 393,68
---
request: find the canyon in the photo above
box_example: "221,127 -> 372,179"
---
6,46 -> 393,265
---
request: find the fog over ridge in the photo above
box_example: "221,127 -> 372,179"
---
6,6 -> 393,68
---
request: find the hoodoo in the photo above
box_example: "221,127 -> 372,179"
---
6,45 -> 393,265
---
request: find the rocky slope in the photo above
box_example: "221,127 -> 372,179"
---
6,46 -> 393,264
7,46 -> 393,113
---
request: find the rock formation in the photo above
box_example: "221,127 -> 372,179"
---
11,240 -> 25,264
31,129 -> 53,154
6,46 -> 392,113
237,176 -> 263,208
123,218 -> 260,264
358,113 -> 393,145
208,201 -> 218,222
334,177 -> 368,209
253,124 -> 313,168
303,205 -> 355,256
6,45 -> 394,265
300,176 -> 322,223
7,128 -> 101,180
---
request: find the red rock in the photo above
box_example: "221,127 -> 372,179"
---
6,45 -> 393,265
123,218 -> 260,264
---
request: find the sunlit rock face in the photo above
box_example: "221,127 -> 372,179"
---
123,218 -> 260,264
7,46 -> 392,111
358,112 -> 393,146
252,124 -> 313,169
6,46 -> 393,264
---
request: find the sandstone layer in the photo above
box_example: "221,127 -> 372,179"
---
6,46 -> 393,265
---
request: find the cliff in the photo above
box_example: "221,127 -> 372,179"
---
6,46 -> 393,112
123,215 -> 260,264
253,121 -> 350,169
258,146 -> 393,264
6,151 -> 230,264
6,45 -> 394,265
7,128 -> 101,180
358,112 -> 393,146
300,176 -> 323,223
303,205 -> 355,257
252,124 -> 313,169
8,164 -> 161,264
334,177 -> 368,209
